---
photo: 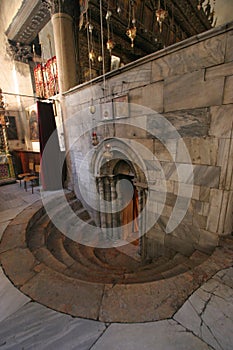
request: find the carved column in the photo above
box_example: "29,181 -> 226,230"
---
47,0 -> 78,93
98,177 -> 107,239
109,176 -> 118,240
104,176 -> 113,239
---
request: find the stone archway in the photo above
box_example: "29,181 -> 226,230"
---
92,139 -> 148,257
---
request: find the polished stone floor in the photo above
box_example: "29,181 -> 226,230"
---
0,183 -> 232,349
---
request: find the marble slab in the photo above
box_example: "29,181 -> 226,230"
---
174,267 -> 233,350
91,320 -> 211,350
0,302 -> 106,350
0,268 -> 30,323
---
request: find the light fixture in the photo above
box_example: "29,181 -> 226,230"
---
156,0 -> 168,33
126,26 -> 137,48
89,98 -> 96,114
89,49 -> 95,62
91,131 -> 99,146
88,23 -> 96,63
103,143 -> 113,161
126,0 -> 137,48
106,8 -> 115,54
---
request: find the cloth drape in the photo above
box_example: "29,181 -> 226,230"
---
37,101 -> 62,190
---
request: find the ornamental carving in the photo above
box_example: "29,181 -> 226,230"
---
42,0 -> 78,17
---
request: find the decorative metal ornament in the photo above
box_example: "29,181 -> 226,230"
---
126,0 -> 137,48
103,143 -> 113,160
92,131 -> 99,146
116,5 -> 121,14
126,26 -> 137,48
106,39 -> 115,53
105,10 -> 112,20
156,7 -> 168,33
98,55 -> 103,62
89,49 -> 95,62
106,8 -> 115,54
89,102 -> 96,114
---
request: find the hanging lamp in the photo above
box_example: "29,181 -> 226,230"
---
103,143 -> 113,161
126,0 -> 137,48
156,0 -> 168,33
106,9 -> 115,54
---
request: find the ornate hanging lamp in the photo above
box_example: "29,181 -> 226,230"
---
88,23 -> 96,63
106,10 -> 115,54
126,0 -> 137,48
156,0 -> 168,33
103,143 -> 113,161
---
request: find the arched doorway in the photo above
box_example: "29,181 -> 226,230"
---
91,138 -> 148,257
114,161 -> 140,247
95,158 -> 146,255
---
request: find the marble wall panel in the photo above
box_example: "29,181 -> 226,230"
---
148,108 -> 210,138
218,191 -> 231,235
217,138 -> 230,189
176,137 -> 218,166
141,82 -> 164,113
110,62 -> 152,94
153,139 -> 176,162
225,30 -> 233,63
114,123 -> 147,139
164,70 -> 225,112
129,87 -> 143,105
209,105 -> 233,138
206,189 -> 223,233
152,34 -> 226,82
199,186 -> 210,202
223,75 -> 233,104
193,165 -> 220,188
223,190 -> 233,234
205,62 -> 233,80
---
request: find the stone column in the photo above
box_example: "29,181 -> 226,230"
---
98,177 -> 107,239
110,176 -> 118,239
48,0 -> 78,93
136,186 -> 146,257
104,177 -> 113,239
45,1 -> 79,189
95,177 -> 101,228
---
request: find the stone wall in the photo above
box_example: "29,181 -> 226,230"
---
64,22 -> 233,259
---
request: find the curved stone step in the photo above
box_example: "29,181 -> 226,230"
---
63,238 -> 124,274
46,229 -> 76,268
93,246 -> 142,271
24,193 -> 213,286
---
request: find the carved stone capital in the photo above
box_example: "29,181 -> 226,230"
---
42,0 -> 78,17
6,41 -> 33,63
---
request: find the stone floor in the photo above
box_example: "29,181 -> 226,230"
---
0,183 -> 233,349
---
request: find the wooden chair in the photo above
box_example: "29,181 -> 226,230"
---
24,164 -> 40,194
18,161 -> 34,187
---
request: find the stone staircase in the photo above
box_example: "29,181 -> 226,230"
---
1,190 -> 233,322
25,192 -> 210,285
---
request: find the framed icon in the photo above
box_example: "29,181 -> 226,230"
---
113,94 -> 129,119
100,101 -> 113,120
